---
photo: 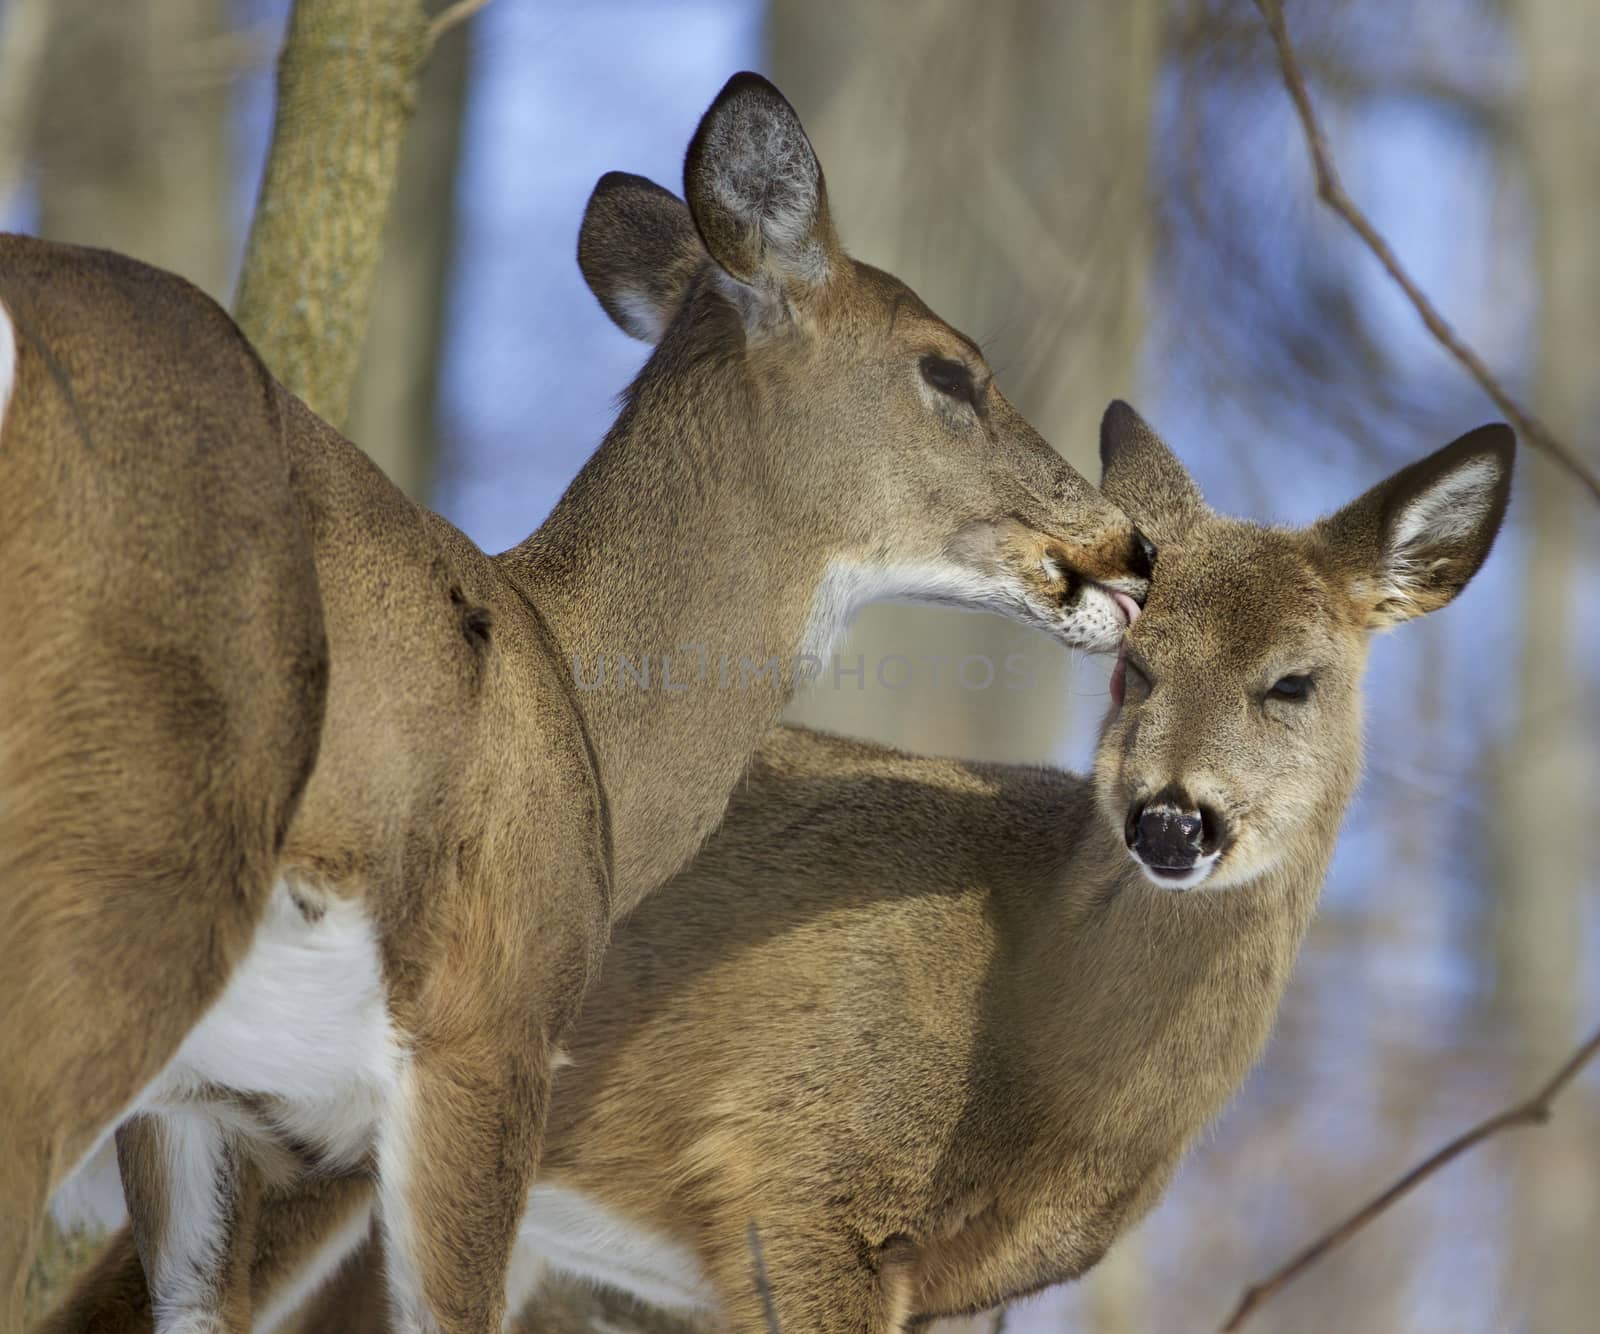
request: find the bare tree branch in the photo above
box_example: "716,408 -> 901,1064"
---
746,1223 -> 783,1334
234,0 -> 431,424
1253,0 -> 1600,502
1218,1022 -> 1600,1331
426,0 -> 491,50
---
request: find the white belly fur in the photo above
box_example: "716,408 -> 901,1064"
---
509,1184 -> 715,1316
50,882 -> 708,1323
108,880 -> 398,1168
51,1167 -> 710,1332
51,879 -> 398,1235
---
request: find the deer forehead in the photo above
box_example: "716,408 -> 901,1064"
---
830,261 -> 985,356
1137,527 -> 1354,667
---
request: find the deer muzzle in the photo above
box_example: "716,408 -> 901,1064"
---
1124,787 -> 1227,888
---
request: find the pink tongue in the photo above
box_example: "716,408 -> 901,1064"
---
1108,591 -> 1140,708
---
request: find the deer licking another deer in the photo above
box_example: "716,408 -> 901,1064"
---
39,403 -> 1514,1332
2,74 -> 1152,1334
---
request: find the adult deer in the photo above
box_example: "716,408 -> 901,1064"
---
4,75 -> 1150,1333
42,404 -> 1514,1331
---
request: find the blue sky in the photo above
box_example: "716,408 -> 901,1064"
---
433,0 -> 763,550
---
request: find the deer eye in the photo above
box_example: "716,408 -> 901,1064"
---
1268,674 -> 1313,701
920,355 -> 978,409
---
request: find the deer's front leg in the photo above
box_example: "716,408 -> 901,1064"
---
116,1111 -> 261,1334
32,1172 -> 379,1334
375,1027 -> 553,1334
373,751 -> 611,1334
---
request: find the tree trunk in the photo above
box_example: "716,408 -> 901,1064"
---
233,0 -> 433,425
774,0 -> 1162,767
0,0 -> 51,209
344,12 -> 471,499
30,0 -> 233,300
1495,0 -> 1600,1327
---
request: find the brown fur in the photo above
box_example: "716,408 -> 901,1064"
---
46,405 -> 1514,1333
0,235 -> 329,1329
5,73 -> 1149,1334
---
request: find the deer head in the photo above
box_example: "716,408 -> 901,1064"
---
1095,401 -> 1514,890
573,73 -> 1151,658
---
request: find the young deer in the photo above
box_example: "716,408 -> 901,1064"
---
43,403 -> 1513,1332
7,75 -> 1150,1333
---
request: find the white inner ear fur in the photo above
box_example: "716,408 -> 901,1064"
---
1363,455 -> 1503,622
612,287 -> 669,344
704,102 -> 831,286
711,268 -> 795,339
1388,456 -> 1500,556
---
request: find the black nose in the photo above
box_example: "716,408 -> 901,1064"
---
1124,789 -> 1224,870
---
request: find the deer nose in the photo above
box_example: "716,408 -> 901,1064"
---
1124,791 -> 1224,870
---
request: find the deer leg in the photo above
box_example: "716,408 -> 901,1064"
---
0,601 -> 325,1334
374,1031 -> 552,1334
32,1173 -> 376,1334
250,1174 -> 378,1332
0,1130 -> 56,1334
0,827 -> 293,1334
114,1112 -> 261,1334
282,1193 -> 552,1334
369,793 -> 610,1334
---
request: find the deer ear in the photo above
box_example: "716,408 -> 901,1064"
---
683,72 -> 839,325
578,172 -> 709,344
1315,424 -> 1515,629
1098,400 -> 1206,542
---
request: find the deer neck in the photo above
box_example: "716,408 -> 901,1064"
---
498,343 -> 854,911
1006,797 -> 1343,1174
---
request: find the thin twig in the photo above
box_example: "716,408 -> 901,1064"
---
988,1305 -> 1010,1333
426,0 -> 490,50
1218,1022 -> 1600,1331
1253,0 -> 1600,502
746,1222 -> 783,1334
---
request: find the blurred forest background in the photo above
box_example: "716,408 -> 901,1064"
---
9,0 -> 1598,1330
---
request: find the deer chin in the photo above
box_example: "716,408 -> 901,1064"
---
990,551 -> 1141,653
938,520 -> 1148,654
801,554 -> 1137,660
1130,849 -> 1221,892
974,573 -> 1133,653
962,572 -> 1133,654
